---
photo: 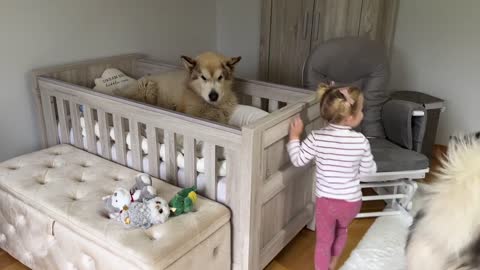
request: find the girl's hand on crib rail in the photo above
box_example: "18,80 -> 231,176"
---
289,116 -> 304,141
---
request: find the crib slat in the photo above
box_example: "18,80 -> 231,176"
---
164,131 -> 177,185
56,97 -> 69,144
268,100 -> 279,113
83,105 -> 96,153
183,136 -> 196,187
69,101 -> 83,148
204,143 -> 217,200
225,149 -> 235,205
146,125 -> 159,178
113,115 -> 127,165
40,93 -> 58,146
129,119 -> 142,171
97,109 -> 111,159
252,96 -> 262,109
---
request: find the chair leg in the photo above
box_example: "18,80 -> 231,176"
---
400,179 -> 418,212
356,178 -> 420,218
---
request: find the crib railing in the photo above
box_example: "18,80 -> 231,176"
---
38,76 -> 243,202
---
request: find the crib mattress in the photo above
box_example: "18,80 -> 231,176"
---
0,144 -> 230,269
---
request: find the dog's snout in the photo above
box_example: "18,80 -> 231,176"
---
209,90 -> 219,102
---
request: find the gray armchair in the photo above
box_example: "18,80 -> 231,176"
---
302,37 -> 438,217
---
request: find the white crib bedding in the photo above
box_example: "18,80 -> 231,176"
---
55,104 -> 267,204
58,104 -> 269,178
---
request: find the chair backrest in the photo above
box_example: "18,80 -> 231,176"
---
302,37 -> 389,138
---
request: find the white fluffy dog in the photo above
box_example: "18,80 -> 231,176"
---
406,132 -> 480,270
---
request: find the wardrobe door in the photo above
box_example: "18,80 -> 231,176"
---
358,0 -> 399,55
266,0 -> 315,86
310,0 -> 363,49
310,0 -> 398,54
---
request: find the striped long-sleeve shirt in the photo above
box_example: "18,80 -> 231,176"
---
287,123 -> 377,202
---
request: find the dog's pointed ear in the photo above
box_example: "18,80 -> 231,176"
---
181,55 -> 196,72
226,56 -> 242,70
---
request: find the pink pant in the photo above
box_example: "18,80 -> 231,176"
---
315,197 -> 362,270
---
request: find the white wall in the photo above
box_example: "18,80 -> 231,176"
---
216,0 -> 261,79
390,0 -> 480,144
0,0 -> 216,161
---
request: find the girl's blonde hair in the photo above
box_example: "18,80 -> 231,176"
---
316,83 -> 363,124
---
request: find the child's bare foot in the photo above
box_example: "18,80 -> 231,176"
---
329,256 -> 339,270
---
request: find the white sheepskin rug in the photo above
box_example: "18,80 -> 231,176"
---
339,213 -> 412,270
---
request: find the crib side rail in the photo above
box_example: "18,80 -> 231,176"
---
32,54 -> 146,149
37,77 -> 242,201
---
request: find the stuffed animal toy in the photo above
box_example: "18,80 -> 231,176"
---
119,197 -> 170,229
130,173 -> 157,202
102,173 -> 157,219
102,187 -> 133,219
168,186 -> 197,217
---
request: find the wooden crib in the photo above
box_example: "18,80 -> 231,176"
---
32,54 -> 323,270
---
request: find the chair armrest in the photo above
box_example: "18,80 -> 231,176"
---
382,99 -> 427,151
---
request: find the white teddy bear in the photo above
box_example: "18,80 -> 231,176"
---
102,173 -> 157,219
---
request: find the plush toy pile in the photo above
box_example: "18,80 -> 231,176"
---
102,173 -> 197,229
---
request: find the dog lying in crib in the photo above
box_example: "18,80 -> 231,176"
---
406,131 -> 480,270
110,52 -> 242,124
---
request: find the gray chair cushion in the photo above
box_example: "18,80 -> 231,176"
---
303,37 -> 389,138
369,138 -> 429,172
382,99 -> 427,151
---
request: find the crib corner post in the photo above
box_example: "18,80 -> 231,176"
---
233,126 -> 264,270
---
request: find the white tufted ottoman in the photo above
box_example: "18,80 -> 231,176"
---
0,145 -> 231,270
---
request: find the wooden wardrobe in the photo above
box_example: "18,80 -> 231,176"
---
259,0 -> 399,87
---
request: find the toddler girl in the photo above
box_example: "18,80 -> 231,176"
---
287,84 -> 377,270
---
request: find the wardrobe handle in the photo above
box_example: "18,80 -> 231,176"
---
313,11 -> 320,41
303,11 -> 309,40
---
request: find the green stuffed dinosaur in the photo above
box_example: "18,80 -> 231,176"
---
168,186 -> 197,216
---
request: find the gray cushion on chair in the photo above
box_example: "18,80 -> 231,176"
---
382,99 -> 426,150
303,37 -> 389,138
369,138 -> 429,172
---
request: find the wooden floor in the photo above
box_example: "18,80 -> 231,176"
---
0,147 -> 446,270
266,194 -> 384,270
0,250 -> 27,270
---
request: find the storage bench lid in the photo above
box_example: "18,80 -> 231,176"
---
0,145 -> 230,268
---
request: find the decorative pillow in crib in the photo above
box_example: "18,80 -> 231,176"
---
93,68 -> 137,95
228,105 -> 269,127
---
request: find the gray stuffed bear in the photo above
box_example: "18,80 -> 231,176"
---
120,197 -> 170,229
102,173 -> 157,219
130,173 -> 157,202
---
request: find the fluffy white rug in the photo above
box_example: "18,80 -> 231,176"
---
339,183 -> 428,270
339,214 -> 412,270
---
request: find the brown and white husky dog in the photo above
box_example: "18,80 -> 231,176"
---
406,132 -> 480,270
116,52 -> 241,124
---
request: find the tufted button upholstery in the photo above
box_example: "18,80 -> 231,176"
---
0,233 -> 6,243
23,252 -> 33,263
66,262 -> 78,270
0,144 -> 231,270
15,215 -> 26,227
5,223 -> 15,234
81,253 -> 95,269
